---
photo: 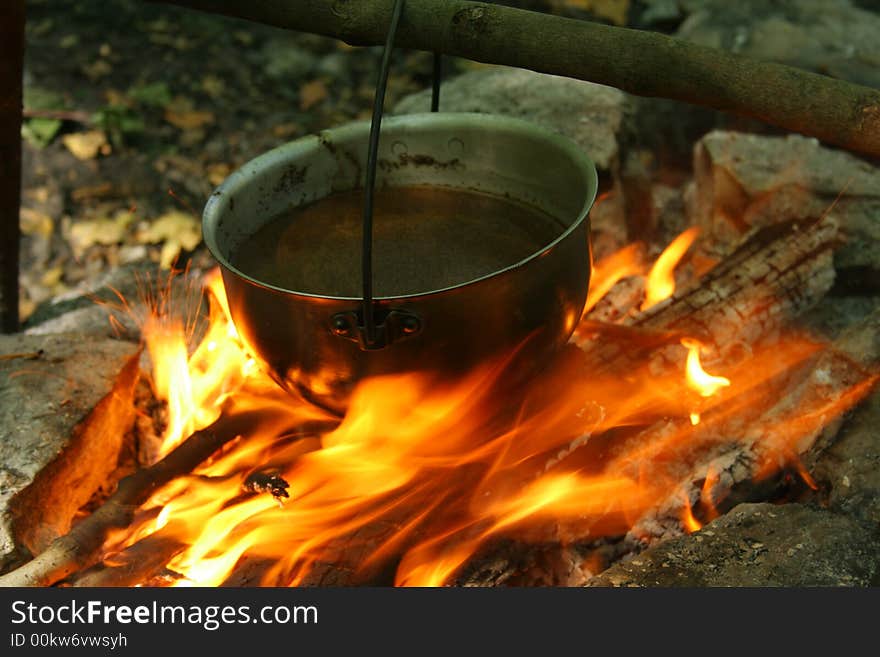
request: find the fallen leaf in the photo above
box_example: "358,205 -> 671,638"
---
136,211 -> 202,269
180,128 -> 206,147
164,104 -> 215,130
207,163 -> 232,186
19,298 -> 37,323
62,130 -> 109,160
299,79 -> 329,111
104,88 -> 133,107
82,59 -> 113,81
40,266 -> 64,288
201,75 -> 225,99
69,210 -> 135,257
24,187 -> 50,204
71,182 -> 115,202
19,208 -> 54,238
271,122 -> 300,139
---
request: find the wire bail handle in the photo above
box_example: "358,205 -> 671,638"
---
331,0 -> 442,350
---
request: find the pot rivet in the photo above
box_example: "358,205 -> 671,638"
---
332,316 -> 351,336
401,316 -> 420,335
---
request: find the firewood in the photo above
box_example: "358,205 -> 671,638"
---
67,535 -> 186,588
455,306 -> 879,586
151,0 -> 880,159
0,411 -> 257,587
576,214 -> 839,367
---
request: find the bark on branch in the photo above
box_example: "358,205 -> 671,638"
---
152,0 -> 880,159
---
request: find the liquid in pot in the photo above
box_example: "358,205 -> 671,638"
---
231,185 -> 566,297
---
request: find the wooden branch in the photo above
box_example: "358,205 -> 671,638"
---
151,0 -> 880,159
0,412 -> 252,587
68,536 -> 186,587
22,108 -> 93,124
0,0 -> 24,332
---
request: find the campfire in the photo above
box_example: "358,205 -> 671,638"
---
4,0 -> 880,590
3,194 -> 874,587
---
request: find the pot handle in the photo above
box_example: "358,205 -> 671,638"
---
333,0 -> 439,352
330,309 -> 422,351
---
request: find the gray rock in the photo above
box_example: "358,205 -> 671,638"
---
627,0 -> 880,165
394,66 -> 626,172
676,0 -> 880,88
315,52 -> 351,81
813,389 -> 880,527
0,333 -> 140,569
261,38 -> 318,82
588,503 -> 880,586
689,130 -> 880,270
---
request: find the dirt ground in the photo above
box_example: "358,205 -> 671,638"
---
19,0 -> 459,322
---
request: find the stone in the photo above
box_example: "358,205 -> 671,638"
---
394,66 -> 627,172
628,0 -> 880,167
588,503 -> 880,586
260,38 -> 318,82
688,130 -> 880,271
0,333 -> 140,569
812,389 -> 880,527
676,0 -> 880,88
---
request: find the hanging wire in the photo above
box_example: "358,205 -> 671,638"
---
431,52 -> 442,112
362,0 -> 406,345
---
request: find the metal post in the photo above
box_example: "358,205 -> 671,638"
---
0,0 -> 25,332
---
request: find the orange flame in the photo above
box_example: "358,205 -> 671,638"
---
681,496 -> 702,534
682,338 -> 731,398
101,259 -> 876,587
143,271 -> 255,459
641,227 -> 700,311
583,242 -> 645,315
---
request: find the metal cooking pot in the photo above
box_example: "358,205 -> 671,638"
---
202,112 -> 597,412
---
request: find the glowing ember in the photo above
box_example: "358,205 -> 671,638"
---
641,227 -> 700,311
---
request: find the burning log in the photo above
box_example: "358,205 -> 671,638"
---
67,535 -> 186,588
576,213 -> 839,365
0,413 -> 251,587
454,333 -> 877,585
151,0 -> 880,158
65,472 -> 290,586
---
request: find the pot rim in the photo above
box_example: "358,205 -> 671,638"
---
202,112 -> 598,301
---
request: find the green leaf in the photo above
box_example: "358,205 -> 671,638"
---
91,105 -> 145,148
128,81 -> 172,108
21,118 -> 63,148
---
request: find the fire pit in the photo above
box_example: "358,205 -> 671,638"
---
2,175 -> 877,586
3,0 -> 880,589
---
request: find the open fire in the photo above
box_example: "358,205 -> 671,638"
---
73,218 -> 875,587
